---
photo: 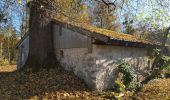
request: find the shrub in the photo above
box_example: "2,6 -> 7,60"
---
160,56 -> 170,70
0,58 -> 10,66
161,62 -> 170,78
116,60 -> 138,91
127,81 -> 138,91
142,49 -> 170,83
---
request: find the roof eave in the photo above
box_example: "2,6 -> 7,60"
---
111,39 -> 160,48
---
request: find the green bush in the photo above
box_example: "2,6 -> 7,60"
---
127,81 -> 138,91
141,49 -> 170,84
0,59 -> 10,66
160,56 -> 170,69
116,60 -> 138,91
154,56 -> 170,78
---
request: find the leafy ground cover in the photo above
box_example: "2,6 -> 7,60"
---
0,65 -> 117,100
134,78 -> 170,100
0,65 -> 170,100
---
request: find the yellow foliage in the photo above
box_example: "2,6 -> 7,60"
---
54,0 -> 90,24
0,59 -> 10,66
80,4 -> 87,10
108,15 -> 116,22
76,12 -> 90,25
93,2 -> 117,30
134,79 -> 170,99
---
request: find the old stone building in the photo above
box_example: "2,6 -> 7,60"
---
16,19 -> 158,90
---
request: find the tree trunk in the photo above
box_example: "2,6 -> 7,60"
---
24,1 -> 59,71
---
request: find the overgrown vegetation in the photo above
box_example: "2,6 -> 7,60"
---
0,58 -> 9,66
113,56 -> 170,99
115,60 -> 138,92
143,48 -> 170,84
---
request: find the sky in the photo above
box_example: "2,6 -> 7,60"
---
117,0 -> 170,27
11,1 -> 26,32
0,0 -> 25,33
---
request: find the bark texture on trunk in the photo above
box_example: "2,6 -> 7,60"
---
25,1 -> 59,71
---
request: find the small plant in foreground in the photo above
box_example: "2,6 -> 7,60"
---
113,79 -> 126,93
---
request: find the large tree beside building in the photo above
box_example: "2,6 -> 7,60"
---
24,0 -> 57,70
25,0 -> 91,70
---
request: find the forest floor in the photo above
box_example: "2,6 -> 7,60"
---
0,65 -> 170,100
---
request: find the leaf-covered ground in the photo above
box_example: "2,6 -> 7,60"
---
0,65 -> 170,100
134,79 -> 170,100
0,65 -> 117,100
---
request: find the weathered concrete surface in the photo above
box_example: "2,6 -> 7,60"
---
53,25 -> 91,49
17,36 -> 29,69
55,44 -> 152,90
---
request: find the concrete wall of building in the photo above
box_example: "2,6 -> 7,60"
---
54,44 -> 151,90
17,36 -> 29,69
53,24 -> 152,90
53,25 -> 91,49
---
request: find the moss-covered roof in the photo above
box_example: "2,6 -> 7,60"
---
52,19 -> 159,46
16,19 -> 159,49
